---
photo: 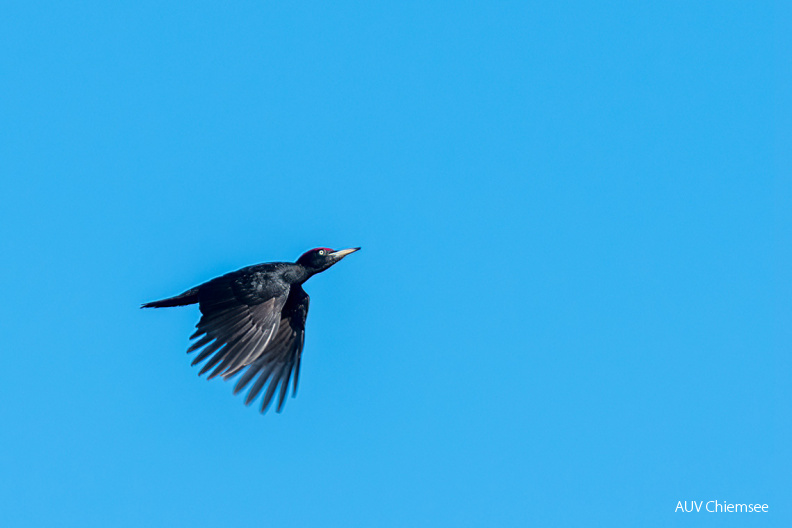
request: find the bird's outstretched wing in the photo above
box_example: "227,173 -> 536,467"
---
231,285 -> 310,413
187,272 -> 289,382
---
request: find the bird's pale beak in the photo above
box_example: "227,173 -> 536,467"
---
330,247 -> 361,260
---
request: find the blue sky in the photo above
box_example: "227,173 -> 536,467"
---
1,1 -> 788,526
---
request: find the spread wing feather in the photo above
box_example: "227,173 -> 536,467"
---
231,286 -> 310,413
187,274 -> 288,384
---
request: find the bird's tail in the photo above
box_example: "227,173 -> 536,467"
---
141,288 -> 199,308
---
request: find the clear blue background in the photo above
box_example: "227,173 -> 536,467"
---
1,1 -> 788,526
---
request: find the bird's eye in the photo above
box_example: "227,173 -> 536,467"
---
318,250 -> 325,256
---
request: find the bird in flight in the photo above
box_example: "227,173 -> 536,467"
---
142,247 -> 360,414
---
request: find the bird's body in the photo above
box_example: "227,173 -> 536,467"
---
143,247 -> 359,414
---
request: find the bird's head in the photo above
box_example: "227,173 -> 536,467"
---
297,247 -> 360,273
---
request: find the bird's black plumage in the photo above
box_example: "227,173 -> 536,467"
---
142,247 -> 359,414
